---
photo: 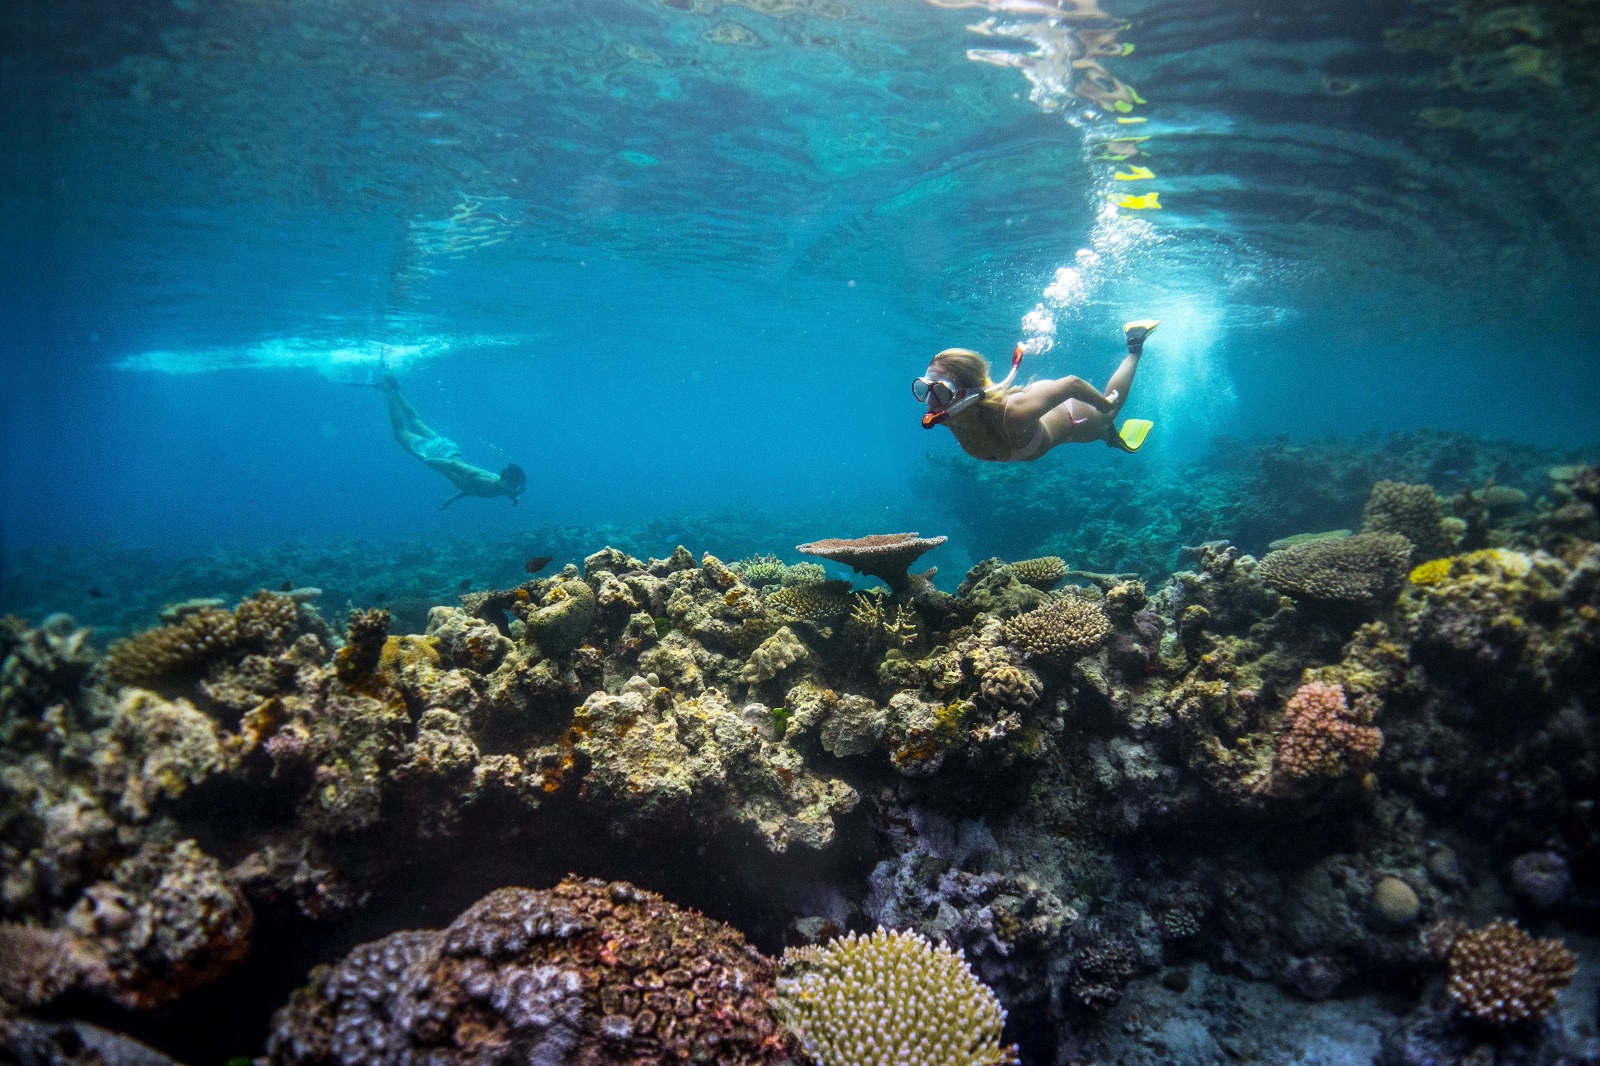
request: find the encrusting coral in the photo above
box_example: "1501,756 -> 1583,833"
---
779,927 -> 1019,1066
267,877 -> 796,1066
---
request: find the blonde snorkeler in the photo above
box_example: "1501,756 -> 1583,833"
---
913,321 -> 1159,462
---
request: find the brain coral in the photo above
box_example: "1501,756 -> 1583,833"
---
1273,680 -> 1382,783
1256,532 -> 1413,605
1446,920 -> 1577,1026
1002,596 -> 1111,663
1361,480 -> 1461,562
267,877 -> 794,1066
779,928 -> 1018,1066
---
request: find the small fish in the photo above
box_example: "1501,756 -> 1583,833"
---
87,587 -> 105,600
280,580 -> 294,592
524,555 -> 554,575
457,578 -> 473,593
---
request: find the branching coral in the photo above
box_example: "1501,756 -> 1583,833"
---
1361,480 -> 1462,562
1444,920 -> 1577,1026
104,608 -> 240,686
1273,680 -> 1382,784
779,928 -> 1018,1066
768,582 -> 853,623
1002,596 -> 1111,664
1009,556 -> 1067,591
1257,532 -> 1413,605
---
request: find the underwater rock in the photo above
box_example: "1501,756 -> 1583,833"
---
66,839 -> 252,1010
268,877 -> 795,1066
1509,851 -> 1571,910
572,677 -> 855,852
522,578 -> 597,657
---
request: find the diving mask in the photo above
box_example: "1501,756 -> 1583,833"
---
916,345 -> 1026,428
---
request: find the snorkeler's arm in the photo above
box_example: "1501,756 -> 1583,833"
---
439,490 -> 469,510
1005,375 -> 1114,422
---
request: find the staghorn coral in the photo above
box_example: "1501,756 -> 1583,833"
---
768,581 -> 853,623
1002,595 -> 1111,664
1010,555 -> 1068,590
1257,532 -> 1413,605
104,608 -> 239,686
779,927 -> 1018,1066
1362,480 -> 1462,562
267,877 -> 795,1066
1273,680 -> 1383,785
1445,920 -> 1577,1026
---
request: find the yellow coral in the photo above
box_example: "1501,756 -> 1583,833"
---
780,928 -> 1018,1066
1409,558 -> 1454,586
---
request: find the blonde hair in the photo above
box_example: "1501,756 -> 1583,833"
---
928,348 -> 1014,460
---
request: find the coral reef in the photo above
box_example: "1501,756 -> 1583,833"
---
1361,480 -> 1463,562
267,877 -> 795,1065
779,927 -> 1018,1066
3,436 -> 1600,1064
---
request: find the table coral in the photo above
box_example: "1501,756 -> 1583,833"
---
779,927 -> 1018,1066
267,877 -> 796,1066
1444,919 -> 1576,1026
796,533 -> 947,594
1256,532 -> 1413,605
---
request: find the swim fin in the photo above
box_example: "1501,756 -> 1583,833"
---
1118,419 -> 1154,452
1123,320 -> 1160,343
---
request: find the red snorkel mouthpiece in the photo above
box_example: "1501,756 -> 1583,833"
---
922,410 -> 945,429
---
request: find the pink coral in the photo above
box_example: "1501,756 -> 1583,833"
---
1273,681 -> 1383,783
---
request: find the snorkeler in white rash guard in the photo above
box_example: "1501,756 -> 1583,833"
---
375,372 -> 526,509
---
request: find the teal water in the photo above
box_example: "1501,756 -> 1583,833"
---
3,0 -> 1597,552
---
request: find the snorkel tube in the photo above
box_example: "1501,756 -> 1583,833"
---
921,344 -> 1025,428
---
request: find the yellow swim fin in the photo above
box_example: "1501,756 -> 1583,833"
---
1118,419 -> 1154,452
1114,166 -> 1155,181
1112,192 -> 1161,210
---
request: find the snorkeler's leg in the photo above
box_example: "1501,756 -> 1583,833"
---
1102,351 -> 1140,418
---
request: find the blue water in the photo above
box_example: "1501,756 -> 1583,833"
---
3,0 -> 1598,554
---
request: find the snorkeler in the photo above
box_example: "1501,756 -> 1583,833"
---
913,321 -> 1159,462
375,371 -> 526,508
